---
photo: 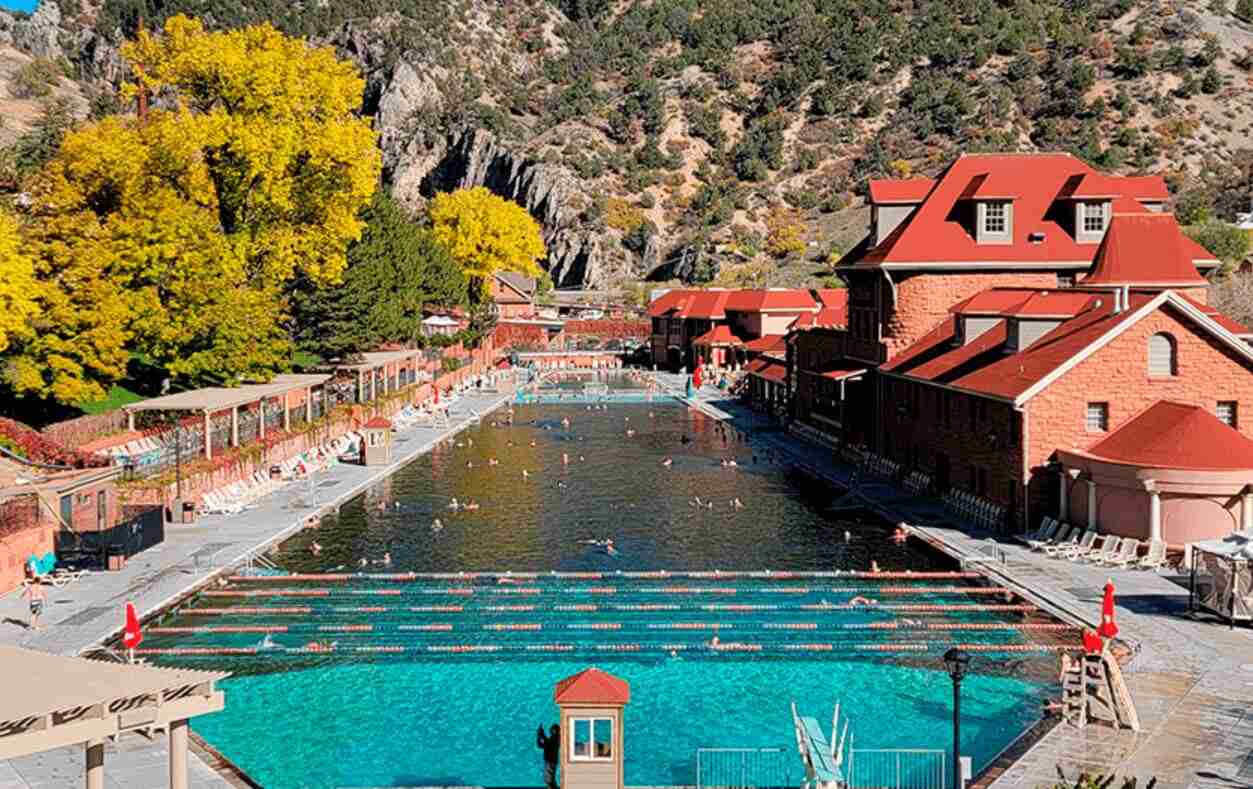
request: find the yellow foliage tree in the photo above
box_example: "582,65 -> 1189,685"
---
0,212 -> 38,355
765,206 -> 806,259
429,187 -> 547,297
7,16 -> 380,404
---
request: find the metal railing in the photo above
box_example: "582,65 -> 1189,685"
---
696,747 -> 792,789
847,749 -> 946,789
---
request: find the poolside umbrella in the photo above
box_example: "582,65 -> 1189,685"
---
1081,627 -> 1103,655
122,602 -> 143,658
1098,579 -> 1119,639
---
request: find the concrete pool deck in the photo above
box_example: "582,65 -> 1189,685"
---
675,381 -> 1253,789
0,387 -> 516,789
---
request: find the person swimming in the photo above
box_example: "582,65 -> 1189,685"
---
431,518 -> 444,533
466,460 -> 473,469
311,541 -> 322,555
562,453 -> 569,465
529,440 -> 537,447
489,457 -> 499,466
870,560 -> 881,573
732,498 -> 744,509
892,526 -> 908,544
359,557 -> 369,568
464,501 -> 480,511
662,457 -> 673,467
626,429 -> 636,437
448,498 -> 460,510
522,469 -> 531,479
849,596 -> 877,607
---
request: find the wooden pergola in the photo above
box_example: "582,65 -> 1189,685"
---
0,646 -> 226,789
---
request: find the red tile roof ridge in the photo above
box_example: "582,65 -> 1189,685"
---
1076,400 -> 1253,471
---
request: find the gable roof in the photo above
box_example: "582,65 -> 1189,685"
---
553,667 -> 630,705
1079,213 -> 1207,287
883,289 -> 1253,406
1079,401 -> 1253,471
845,153 -> 1216,270
744,334 -> 788,355
745,357 -> 787,382
494,272 -> 537,303
692,325 -> 742,346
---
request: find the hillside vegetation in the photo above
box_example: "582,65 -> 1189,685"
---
14,0 -> 1253,287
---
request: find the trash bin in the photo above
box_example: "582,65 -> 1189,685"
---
106,545 -> 126,571
181,500 -> 197,524
270,464 -> 282,480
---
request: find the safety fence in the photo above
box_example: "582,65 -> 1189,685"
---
696,747 -> 793,789
848,748 -> 947,789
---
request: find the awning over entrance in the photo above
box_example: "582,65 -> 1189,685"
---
805,365 -> 867,382
121,374 -> 330,413
745,358 -> 787,383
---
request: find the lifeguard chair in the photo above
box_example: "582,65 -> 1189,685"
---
553,667 -> 630,789
360,416 -> 393,466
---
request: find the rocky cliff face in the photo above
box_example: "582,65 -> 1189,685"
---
375,57 -> 623,289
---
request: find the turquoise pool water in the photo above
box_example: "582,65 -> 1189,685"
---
193,657 -> 1045,788
149,396 -> 1059,787
0,0 -> 37,13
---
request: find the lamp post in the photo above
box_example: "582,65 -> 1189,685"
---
943,647 -> 971,789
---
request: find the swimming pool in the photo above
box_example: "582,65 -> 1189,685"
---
147,399 -> 1064,787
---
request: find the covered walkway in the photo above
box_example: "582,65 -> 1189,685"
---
0,646 -> 225,789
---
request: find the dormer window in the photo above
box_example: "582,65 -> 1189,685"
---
1081,201 -> 1109,234
975,201 -> 1012,244
983,202 -> 1007,234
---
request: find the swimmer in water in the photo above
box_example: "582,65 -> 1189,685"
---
464,501 -> 480,511
849,596 -> 877,607
562,452 -> 569,465
522,469 -> 531,479
258,633 -> 278,650
605,539 -> 618,556
311,542 -> 322,555
359,557 -> 369,568
892,526 -> 908,544
626,429 -> 636,437
377,552 -> 392,566
466,460 -> 473,469
692,496 -> 703,507
871,560 -> 881,573
377,501 -> 385,512
579,454 -> 585,461
529,440 -> 537,447
558,481 -> 568,489
431,518 -> 444,533
662,457 -> 673,467
489,457 -> 499,466
733,498 -> 744,509
448,498 -> 460,510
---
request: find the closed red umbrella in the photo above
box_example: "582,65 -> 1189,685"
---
693,364 -> 703,389
1098,579 -> 1119,639
123,601 -> 143,651
433,385 -> 440,405
1081,627 -> 1103,655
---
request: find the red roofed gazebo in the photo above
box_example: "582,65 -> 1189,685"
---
553,668 -> 630,789
692,325 -> 744,369
360,416 -> 393,466
1057,401 -> 1253,546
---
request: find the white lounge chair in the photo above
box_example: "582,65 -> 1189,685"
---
1056,529 -> 1099,560
1032,524 -> 1074,552
1084,536 -> 1122,564
1101,538 -> 1141,568
1023,520 -> 1062,550
1136,540 -> 1169,571
1043,527 -> 1082,557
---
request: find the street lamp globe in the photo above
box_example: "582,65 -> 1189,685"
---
944,647 -> 971,682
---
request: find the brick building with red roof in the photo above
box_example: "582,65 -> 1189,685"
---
647,288 -> 846,370
785,152 -> 1253,544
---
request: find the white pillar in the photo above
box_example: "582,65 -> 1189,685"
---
357,370 -> 364,403
86,739 -> 104,789
127,411 -> 135,432
1147,485 -> 1162,544
1087,479 -> 1097,529
1242,488 -> 1253,532
169,719 -> 188,789
259,398 -> 266,439
306,387 -> 313,422
230,406 -> 239,448
283,394 -> 290,432
203,411 -> 212,460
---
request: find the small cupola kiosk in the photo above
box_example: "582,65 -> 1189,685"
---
554,667 -> 630,789
360,416 -> 393,466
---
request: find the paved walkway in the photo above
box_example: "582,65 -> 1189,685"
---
680,384 -> 1253,789
0,387 -> 515,789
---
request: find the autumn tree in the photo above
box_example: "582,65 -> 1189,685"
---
291,191 -> 468,360
0,213 -> 38,354
5,16 -> 380,404
429,187 -> 547,298
765,206 -> 806,259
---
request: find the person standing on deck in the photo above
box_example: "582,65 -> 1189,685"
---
537,724 -> 561,789
23,578 -> 46,631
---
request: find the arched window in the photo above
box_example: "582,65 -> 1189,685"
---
1148,333 -> 1176,377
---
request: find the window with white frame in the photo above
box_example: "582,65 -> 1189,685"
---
1085,402 -> 1109,433
983,202 -> 1007,234
1081,201 -> 1109,234
1217,401 -> 1238,428
570,717 -> 614,761
1147,333 -> 1176,377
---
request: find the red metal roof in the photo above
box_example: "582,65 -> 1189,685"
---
1082,401 -> 1253,471
951,288 -> 1100,319
868,178 -> 936,204
847,154 -> 1213,268
744,334 -> 787,354
554,667 -> 631,705
811,364 -> 868,381
745,358 -> 787,383
363,416 -> 392,429
650,289 -> 818,318
1080,213 -> 1207,287
692,325 -> 742,346
724,289 -> 819,312
815,289 -> 849,309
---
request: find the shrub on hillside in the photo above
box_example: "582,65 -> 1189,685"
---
12,58 -> 61,99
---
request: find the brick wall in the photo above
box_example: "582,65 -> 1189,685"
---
883,272 -> 1057,359
0,495 -> 50,594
